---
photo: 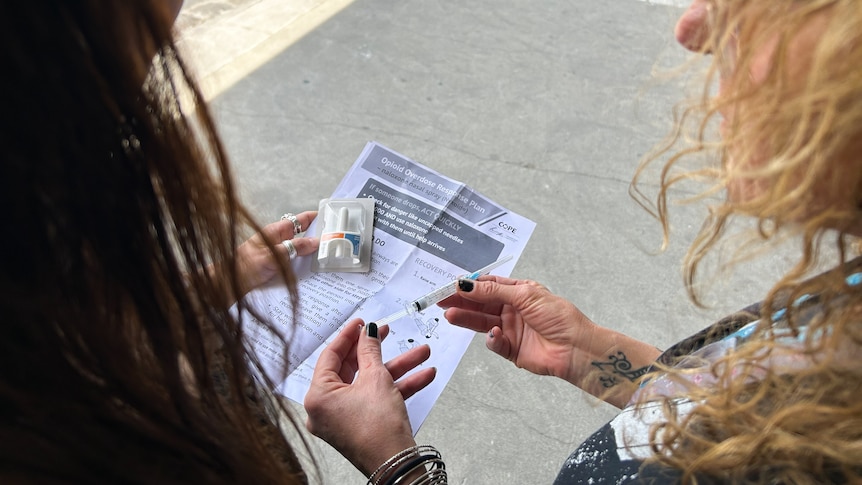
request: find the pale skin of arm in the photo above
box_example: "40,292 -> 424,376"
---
440,276 -> 661,409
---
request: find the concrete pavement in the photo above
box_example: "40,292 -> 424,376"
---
176,1 -> 797,482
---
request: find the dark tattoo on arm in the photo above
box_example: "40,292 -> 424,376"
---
591,351 -> 650,388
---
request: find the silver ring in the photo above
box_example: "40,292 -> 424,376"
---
282,239 -> 297,258
281,213 -> 302,234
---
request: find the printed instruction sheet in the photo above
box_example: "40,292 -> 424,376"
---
240,142 -> 536,432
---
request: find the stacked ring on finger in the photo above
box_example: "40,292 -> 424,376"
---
282,239 -> 298,258
281,212 -> 302,234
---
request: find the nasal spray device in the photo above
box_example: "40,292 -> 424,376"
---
312,198 -> 375,273
374,254 -> 514,326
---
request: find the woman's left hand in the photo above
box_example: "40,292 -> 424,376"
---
234,211 -> 319,295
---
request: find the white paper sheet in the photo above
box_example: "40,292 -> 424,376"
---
239,142 -> 536,433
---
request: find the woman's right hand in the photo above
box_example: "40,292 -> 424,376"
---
304,319 -> 437,476
440,276 -> 596,384
440,276 -> 660,407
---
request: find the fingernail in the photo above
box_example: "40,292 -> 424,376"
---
458,279 -> 474,292
488,329 -> 494,338
366,322 -> 378,339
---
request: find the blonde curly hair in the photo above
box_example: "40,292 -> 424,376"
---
631,0 -> 862,482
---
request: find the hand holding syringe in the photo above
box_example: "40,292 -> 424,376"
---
374,255 -> 513,326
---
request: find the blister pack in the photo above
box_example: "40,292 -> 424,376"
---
311,198 -> 375,273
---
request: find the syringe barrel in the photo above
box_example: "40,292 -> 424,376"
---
407,281 -> 459,313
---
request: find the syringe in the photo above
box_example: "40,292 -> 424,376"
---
374,255 -> 513,326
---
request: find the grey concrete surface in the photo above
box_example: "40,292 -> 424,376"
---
177,1 -> 799,483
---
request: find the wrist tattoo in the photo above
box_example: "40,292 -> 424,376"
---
591,351 -> 650,388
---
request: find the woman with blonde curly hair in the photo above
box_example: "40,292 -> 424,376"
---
304,0 -> 862,482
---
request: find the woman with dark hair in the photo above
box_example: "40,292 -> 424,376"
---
0,1 -> 434,483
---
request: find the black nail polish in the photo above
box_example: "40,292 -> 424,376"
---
366,322 -> 378,339
458,279 -> 474,292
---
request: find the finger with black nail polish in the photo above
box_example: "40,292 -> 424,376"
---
458,279 -> 474,292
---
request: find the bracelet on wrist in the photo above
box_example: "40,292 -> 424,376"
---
367,445 -> 447,485
368,446 -> 420,484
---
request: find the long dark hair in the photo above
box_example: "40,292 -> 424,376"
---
0,1 -> 308,482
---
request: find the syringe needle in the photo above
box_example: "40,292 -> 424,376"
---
372,255 -> 513,325
464,254 -> 513,279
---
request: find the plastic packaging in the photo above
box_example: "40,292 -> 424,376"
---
312,198 -> 375,273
